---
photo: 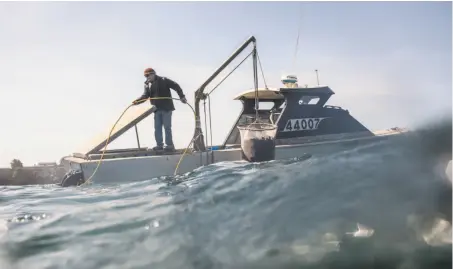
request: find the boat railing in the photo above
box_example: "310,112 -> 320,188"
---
86,148 -> 195,160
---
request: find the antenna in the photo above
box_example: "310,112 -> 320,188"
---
315,69 -> 320,86
291,4 -> 304,72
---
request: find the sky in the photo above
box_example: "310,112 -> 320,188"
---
0,1 -> 451,167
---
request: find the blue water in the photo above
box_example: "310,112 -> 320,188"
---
0,120 -> 451,269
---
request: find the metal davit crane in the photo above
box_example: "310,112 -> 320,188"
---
192,36 -> 258,152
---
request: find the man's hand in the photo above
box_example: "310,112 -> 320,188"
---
180,96 -> 187,104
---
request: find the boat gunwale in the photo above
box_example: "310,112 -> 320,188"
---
65,128 -> 408,163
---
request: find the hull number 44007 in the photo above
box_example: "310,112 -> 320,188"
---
282,118 -> 327,132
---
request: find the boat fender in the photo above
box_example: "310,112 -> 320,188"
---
58,170 -> 85,187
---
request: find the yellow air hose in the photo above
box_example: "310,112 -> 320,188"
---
82,97 -> 197,185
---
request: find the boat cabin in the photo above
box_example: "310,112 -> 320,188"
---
222,85 -> 373,147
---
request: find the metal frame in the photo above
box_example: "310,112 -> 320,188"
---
85,106 -> 156,155
221,97 -> 286,147
192,36 -> 258,152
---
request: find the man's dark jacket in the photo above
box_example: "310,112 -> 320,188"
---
134,75 -> 185,111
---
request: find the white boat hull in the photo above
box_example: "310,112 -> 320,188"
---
61,129 -> 405,184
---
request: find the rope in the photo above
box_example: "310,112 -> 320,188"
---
203,99 -> 209,166
207,50 -> 254,96
292,5 -> 304,72
174,131 -> 201,176
202,49 -> 256,151
199,49 -> 254,165
200,96 -> 215,165
81,97 -> 196,185
253,49 -> 260,121
257,52 -> 268,89
207,94 -> 214,164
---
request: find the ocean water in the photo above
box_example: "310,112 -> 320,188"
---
0,119 -> 451,269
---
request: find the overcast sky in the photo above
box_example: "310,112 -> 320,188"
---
0,1 -> 451,166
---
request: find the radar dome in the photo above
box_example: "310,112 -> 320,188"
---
281,74 -> 298,88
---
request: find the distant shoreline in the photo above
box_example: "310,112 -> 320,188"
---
0,165 -> 65,186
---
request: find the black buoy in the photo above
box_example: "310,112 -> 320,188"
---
58,169 -> 85,187
238,123 -> 277,162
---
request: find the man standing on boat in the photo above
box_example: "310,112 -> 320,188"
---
132,67 -> 187,152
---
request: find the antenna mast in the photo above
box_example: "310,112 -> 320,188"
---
283,4 -> 304,88
315,69 -> 320,85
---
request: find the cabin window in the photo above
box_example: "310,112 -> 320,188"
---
298,96 -> 320,105
256,101 -> 275,110
238,115 -> 257,125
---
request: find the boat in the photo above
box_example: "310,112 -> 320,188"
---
59,36 -> 407,186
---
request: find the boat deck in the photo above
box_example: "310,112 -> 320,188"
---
72,127 -> 407,161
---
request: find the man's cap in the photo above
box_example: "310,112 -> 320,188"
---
144,67 -> 156,75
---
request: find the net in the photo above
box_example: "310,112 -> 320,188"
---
237,123 -> 277,162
